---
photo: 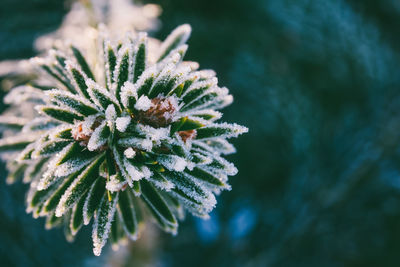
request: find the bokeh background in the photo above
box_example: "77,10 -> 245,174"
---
2,0 -> 400,266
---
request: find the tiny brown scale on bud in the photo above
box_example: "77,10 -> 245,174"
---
178,129 -> 197,143
121,183 -> 128,191
137,97 -> 177,128
72,116 -> 104,147
72,123 -> 91,144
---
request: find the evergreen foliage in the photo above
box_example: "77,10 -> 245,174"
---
0,23 -> 247,256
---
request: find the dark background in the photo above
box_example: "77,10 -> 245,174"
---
1,0 -> 400,266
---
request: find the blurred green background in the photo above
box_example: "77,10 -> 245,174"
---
2,0 -> 400,266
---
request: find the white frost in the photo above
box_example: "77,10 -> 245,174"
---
37,142 -> 74,190
87,121 -> 108,151
112,146 -> 132,187
136,124 -> 170,144
92,194 -> 118,256
54,158 -> 92,178
116,116 -> 131,132
105,104 -> 117,121
118,137 -> 153,151
157,24 -> 191,60
124,158 -> 151,181
181,77 -> 218,98
158,154 -> 187,172
106,174 -> 126,192
123,147 -> 136,158
121,81 -> 138,109
134,95 -> 152,111
105,104 -> 117,129
205,138 -> 236,155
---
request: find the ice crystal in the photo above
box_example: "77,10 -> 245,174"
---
135,95 -> 152,111
0,22 -> 247,256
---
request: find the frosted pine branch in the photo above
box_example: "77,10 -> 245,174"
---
0,23 -> 247,256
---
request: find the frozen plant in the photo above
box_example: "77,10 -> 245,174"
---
0,24 -> 248,256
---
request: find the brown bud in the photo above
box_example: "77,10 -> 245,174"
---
137,97 -> 178,128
